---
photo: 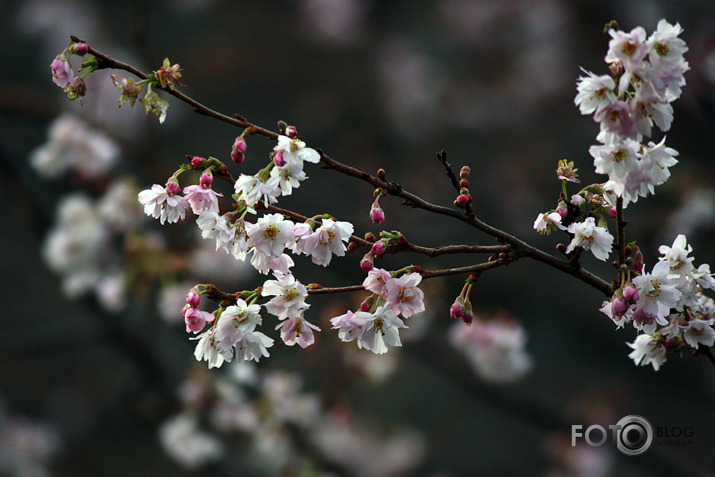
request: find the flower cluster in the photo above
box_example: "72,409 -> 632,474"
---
134,129 -> 357,367
448,313 -> 532,383
50,40 -> 92,100
330,268 -> 425,354
575,20 -> 687,206
159,362 -> 425,474
599,235 -> 715,370
30,114 -> 119,179
533,164 -> 615,262
41,182 -> 145,311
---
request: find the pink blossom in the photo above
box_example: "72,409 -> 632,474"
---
363,268 -> 391,298
330,310 -> 371,342
183,181 -> 222,215
385,272 -> 425,317
276,316 -> 320,348
184,307 -> 214,334
138,184 -> 190,224
51,56 -> 74,88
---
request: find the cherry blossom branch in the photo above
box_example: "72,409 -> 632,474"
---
436,149 -> 476,218
205,258 -> 512,300
318,153 -> 613,295
77,38 -> 611,296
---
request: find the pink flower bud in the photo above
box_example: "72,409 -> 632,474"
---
360,254 -> 374,272
623,285 -> 638,304
72,43 -> 89,55
186,290 -> 201,307
370,206 -> 385,223
191,156 -> 203,168
461,310 -> 473,325
231,150 -> 245,165
450,302 -> 464,319
360,295 -> 375,312
233,136 -> 247,153
456,194 -> 469,207
165,180 -> 181,196
370,241 -> 386,257
459,166 -> 470,179
556,204 -> 568,218
611,297 -> 628,316
285,125 -> 298,138
608,206 -> 617,218
199,171 -> 213,188
273,151 -> 285,167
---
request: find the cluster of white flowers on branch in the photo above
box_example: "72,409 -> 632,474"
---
533,20 -> 715,369
46,19 -> 715,374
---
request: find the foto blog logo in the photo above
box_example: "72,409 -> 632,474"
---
571,415 -> 653,456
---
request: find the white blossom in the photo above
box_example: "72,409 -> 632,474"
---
627,334 -> 666,371
246,213 -> 294,258
301,218 -> 354,266
565,217 -> 614,261
262,274 -> 309,320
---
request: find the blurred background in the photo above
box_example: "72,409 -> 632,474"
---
2,0 -> 715,475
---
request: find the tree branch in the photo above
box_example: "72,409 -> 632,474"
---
76,38 -> 612,297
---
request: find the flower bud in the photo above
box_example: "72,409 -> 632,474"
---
459,179 -> 469,189
190,156 -> 202,168
611,297 -> 628,316
370,240 -> 386,257
360,295 -> 376,312
459,166 -> 470,179
71,43 -> 89,55
166,180 -> 181,196
233,135 -> 247,153
231,150 -> 245,164
623,285 -> 638,304
360,254 -> 374,272
370,202 -> 385,224
456,194 -> 469,207
450,299 -> 464,319
556,201 -> 568,218
186,289 -> 201,307
285,125 -> 298,138
199,170 -> 213,188
608,206 -> 617,219
231,136 -> 247,164
273,151 -> 285,167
